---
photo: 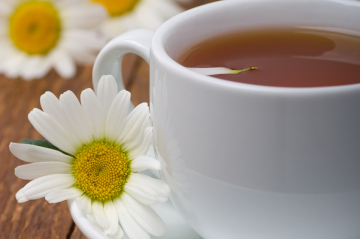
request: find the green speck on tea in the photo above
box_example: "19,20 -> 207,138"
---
230,66 -> 258,74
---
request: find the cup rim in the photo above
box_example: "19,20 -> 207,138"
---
151,0 -> 360,95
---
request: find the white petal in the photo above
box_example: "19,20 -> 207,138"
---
117,103 -> 149,145
22,174 -> 75,200
19,56 -> 43,80
40,91 -> 82,148
114,198 -> 150,239
62,29 -> 106,51
188,67 -> 232,76
132,5 -> 164,30
121,193 -> 166,236
19,56 -> 51,80
9,143 -> 73,163
80,88 -> 106,140
106,90 -> 130,142
32,57 -> 52,79
45,187 -> 83,203
15,188 -> 28,203
104,200 -> 119,236
130,127 -> 153,159
0,22 -> 6,36
97,75 -> 118,120
76,194 -> 92,214
123,111 -> 150,152
0,1 -> 12,16
28,109 -> 77,155
102,16 -> 128,38
15,162 -> 72,180
61,4 -> 107,29
188,67 -> 258,76
128,173 -> 170,200
52,50 -> 76,79
86,213 -> 98,225
111,225 -> 124,239
54,0 -> 86,9
0,41 -> 14,59
131,156 -> 161,172
155,0 -> 183,19
2,53 -> 27,78
60,29 -> 106,64
156,195 -> 169,203
60,91 -> 93,144
92,201 -> 110,230
124,183 -> 158,206
63,45 -> 96,64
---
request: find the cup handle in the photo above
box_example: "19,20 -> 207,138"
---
92,29 -> 154,109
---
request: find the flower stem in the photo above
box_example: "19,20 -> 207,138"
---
229,66 -> 258,74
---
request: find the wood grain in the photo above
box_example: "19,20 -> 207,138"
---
0,0 -> 214,237
0,54 -> 142,239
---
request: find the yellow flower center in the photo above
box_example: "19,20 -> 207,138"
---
73,142 -> 131,201
93,0 -> 140,17
9,1 -> 61,55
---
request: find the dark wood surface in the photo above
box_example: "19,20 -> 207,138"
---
0,1 -> 214,238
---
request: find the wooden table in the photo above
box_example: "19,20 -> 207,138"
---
0,1 -> 213,238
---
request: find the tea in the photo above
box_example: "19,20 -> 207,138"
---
177,27 -> 360,87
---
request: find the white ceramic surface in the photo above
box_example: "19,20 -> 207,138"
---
92,0 -> 360,238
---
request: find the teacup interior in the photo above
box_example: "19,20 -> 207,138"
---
159,0 -> 360,61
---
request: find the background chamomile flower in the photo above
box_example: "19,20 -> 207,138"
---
93,0 -> 185,39
9,75 -> 171,239
0,0 -> 108,80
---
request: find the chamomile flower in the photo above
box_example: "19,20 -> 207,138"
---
10,75 -> 171,239
0,0 -> 107,80
94,0 -> 184,38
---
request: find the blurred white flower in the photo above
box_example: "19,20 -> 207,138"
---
93,0 -> 184,38
0,0 -> 107,80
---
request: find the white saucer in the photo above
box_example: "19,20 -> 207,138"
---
68,199 -> 201,239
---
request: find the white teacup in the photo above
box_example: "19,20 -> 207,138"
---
93,0 -> 360,238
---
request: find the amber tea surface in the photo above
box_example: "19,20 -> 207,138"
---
177,28 -> 360,87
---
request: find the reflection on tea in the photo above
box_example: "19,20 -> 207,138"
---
177,28 -> 360,87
